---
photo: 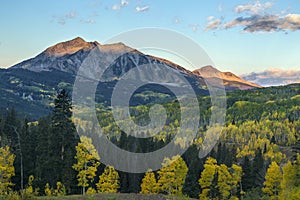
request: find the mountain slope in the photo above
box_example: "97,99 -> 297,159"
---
193,66 -> 262,90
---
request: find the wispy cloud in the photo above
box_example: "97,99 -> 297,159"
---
218,3 -> 223,12
204,16 -> 223,30
112,0 -> 129,10
88,1 -> 101,8
191,23 -> 200,32
52,11 -> 77,25
135,5 -> 150,12
65,11 -> 77,19
235,1 -> 273,14
81,19 -> 96,24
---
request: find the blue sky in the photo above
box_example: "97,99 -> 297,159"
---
1,0 -> 300,74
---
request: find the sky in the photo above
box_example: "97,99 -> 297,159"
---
1,0 -> 300,74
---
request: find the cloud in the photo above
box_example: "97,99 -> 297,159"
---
235,1 -> 273,14
204,18 -> 223,30
52,11 -> 77,25
218,3 -> 223,12
203,0 -> 300,33
136,5 -> 150,12
112,0 -> 129,10
89,1 -> 101,8
65,11 -> 77,19
191,24 -> 200,32
207,16 -> 215,21
121,0 -> 129,6
112,4 -> 121,10
81,19 -> 96,24
224,14 -> 300,32
174,17 -> 180,24
241,68 -> 300,87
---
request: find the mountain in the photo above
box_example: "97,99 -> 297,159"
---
193,66 -> 262,90
0,37 -> 260,119
241,68 -> 300,87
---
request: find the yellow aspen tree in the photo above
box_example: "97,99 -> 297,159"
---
230,164 -> 243,198
0,146 -> 15,195
156,155 -> 188,195
44,183 -> 52,196
140,170 -> 157,194
96,166 -> 120,193
279,161 -> 297,200
217,164 -> 232,199
199,157 -> 218,200
72,136 -> 100,195
262,161 -> 282,199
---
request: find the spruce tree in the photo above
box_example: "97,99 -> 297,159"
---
49,89 -> 78,193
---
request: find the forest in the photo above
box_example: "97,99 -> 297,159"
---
0,84 -> 300,200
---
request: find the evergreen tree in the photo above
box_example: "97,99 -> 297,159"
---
253,148 -> 265,188
49,89 -> 78,192
242,156 -> 253,192
35,116 -> 52,190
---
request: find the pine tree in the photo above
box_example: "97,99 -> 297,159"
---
199,157 -> 218,200
242,156 -> 253,192
49,89 -> 78,192
262,161 -> 282,199
73,136 -> 100,195
156,155 -> 188,195
35,116 -> 52,189
140,170 -> 157,194
0,146 -> 15,195
253,148 -> 265,188
96,166 -> 120,193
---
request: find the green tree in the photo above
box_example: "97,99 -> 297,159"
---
96,166 -> 120,193
0,146 -> 15,195
199,157 -> 218,200
140,170 -> 157,194
157,155 -> 188,195
73,136 -> 100,195
262,161 -> 282,199
49,89 -> 78,192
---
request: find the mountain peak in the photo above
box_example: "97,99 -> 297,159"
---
193,65 -> 262,90
193,65 -> 221,78
44,37 -> 97,56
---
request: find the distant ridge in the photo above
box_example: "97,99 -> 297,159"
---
193,66 -> 262,90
